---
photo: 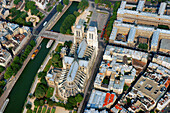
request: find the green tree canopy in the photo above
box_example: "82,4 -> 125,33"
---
75,94 -> 83,103
48,100 -> 54,106
67,96 -> 77,106
0,81 -> 6,87
73,11 -> 80,17
40,77 -> 47,85
57,3 -> 63,12
25,1 -> 37,11
40,99 -> 45,106
26,103 -> 32,109
78,0 -> 88,10
63,0 -> 69,5
4,66 -> 13,79
14,0 -> 21,5
34,84 -> 47,99
60,14 -> 76,34
38,72 -> 46,78
30,40 -> 36,47
65,102 -> 74,110
34,99 -> 40,106
0,66 -> 5,73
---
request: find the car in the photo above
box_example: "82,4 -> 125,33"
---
43,21 -> 47,26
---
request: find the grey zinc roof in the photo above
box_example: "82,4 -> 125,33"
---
128,27 -> 136,43
64,56 -> 74,64
158,2 -> 167,15
67,61 -> 79,82
109,27 -> 117,41
79,60 -> 89,67
77,39 -> 87,58
160,39 -> 170,50
136,0 -> 145,12
76,25 -> 82,29
88,26 -> 95,32
120,1 -> 126,9
151,30 -> 160,47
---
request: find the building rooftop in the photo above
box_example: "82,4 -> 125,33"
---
67,61 -> 79,82
160,39 -> 170,51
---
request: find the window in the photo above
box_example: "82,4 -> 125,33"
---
76,31 -> 80,37
89,33 -> 93,39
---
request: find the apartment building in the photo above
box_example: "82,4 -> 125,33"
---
109,20 -> 170,52
0,44 -> 12,67
117,1 -> 170,27
0,21 -> 31,55
94,45 -> 148,95
55,24 -> 98,100
87,89 -> 117,109
32,0 -> 50,10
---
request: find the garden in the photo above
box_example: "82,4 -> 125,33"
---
7,0 -> 45,27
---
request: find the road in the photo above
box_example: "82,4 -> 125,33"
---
41,31 -> 74,42
77,40 -> 106,113
33,0 -> 64,35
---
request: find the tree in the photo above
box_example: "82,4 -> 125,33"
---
34,99 -> 40,106
0,66 -> 5,73
67,96 -> 77,106
40,77 -> 47,85
15,17 -> 25,25
65,102 -> 74,110
78,0 -> 88,11
30,40 -> 36,47
95,0 -> 98,4
26,109 -> 32,113
75,94 -> 83,103
0,81 -> 6,87
52,54 -> 60,63
26,103 -> 32,109
4,66 -> 13,79
48,100 -> 54,106
14,0 -> 20,5
57,3 -> 63,12
63,0 -> 69,5
73,11 -> 80,17
40,99 -> 45,106
35,87 -> 46,98
66,29 -> 71,34
38,72 -> 46,78
25,1 -> 37,11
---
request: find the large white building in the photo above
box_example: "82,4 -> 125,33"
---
0,21 -> 31,56
0,44 -> 12,67
56,24 -> 98,99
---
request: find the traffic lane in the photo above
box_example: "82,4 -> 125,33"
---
35,5 -> 58,34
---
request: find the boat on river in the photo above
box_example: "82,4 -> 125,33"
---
46,40 -> 53,48
31,46 -> 41,60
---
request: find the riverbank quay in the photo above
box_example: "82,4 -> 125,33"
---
0,36 -> 43,110
22,40 -> 61,113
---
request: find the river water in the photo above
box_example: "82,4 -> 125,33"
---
4,39 -> 50,113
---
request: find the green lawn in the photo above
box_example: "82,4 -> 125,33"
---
42,106 -> 47,113
51,108 -> 56,113
46,87 -> 54,98
44,59 -> 52,72
37,106 -> 42,113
